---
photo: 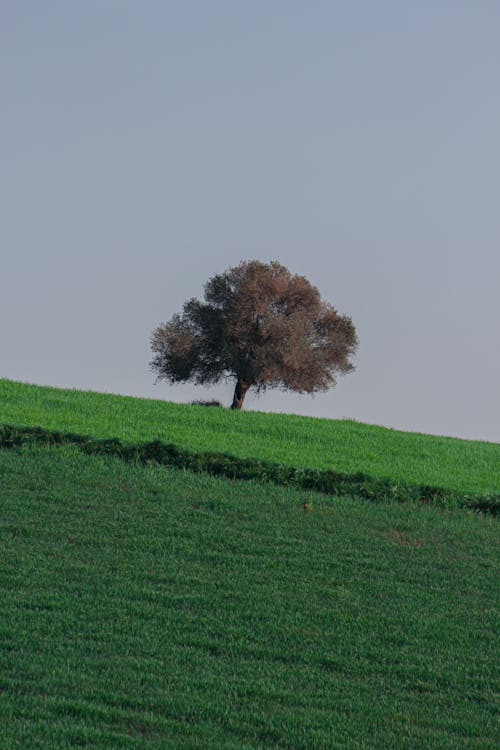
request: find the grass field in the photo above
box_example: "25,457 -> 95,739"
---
1,379 -> 498,494
1,444 -> 498,749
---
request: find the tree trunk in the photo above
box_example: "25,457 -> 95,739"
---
230,377 -> 249,410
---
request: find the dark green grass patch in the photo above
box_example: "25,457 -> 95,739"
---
0,446 -> 498,748
1,378 -> 499,494
1,423 -> 497,513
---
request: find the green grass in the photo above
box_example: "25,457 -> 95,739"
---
1,444 -> 498,749
1,378 -> 498,494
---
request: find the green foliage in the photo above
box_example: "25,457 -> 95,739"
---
1,378 -> 499,494
190,399 -> 223,407
1,445 -> 498,749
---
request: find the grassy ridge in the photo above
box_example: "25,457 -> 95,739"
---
1,378 -> 499,494
1,423 -> 497,513
1,445 -> 498,749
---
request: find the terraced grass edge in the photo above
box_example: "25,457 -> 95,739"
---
1,423 -> 498,514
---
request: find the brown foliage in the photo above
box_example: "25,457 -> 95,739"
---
150,260 -> 358,408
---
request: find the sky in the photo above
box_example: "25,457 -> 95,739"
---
1,1 -> 499,442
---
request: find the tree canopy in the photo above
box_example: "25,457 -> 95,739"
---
150,260 -> 358,409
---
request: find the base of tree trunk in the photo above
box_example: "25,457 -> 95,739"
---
230,378 -> 249,409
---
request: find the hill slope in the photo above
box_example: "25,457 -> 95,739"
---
1,444 -> 498,749
1,378 -> 498,494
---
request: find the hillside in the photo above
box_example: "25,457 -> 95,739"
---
1,378 -> 498,494
1,443 -> 498,749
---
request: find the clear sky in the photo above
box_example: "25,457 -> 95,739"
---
1,1 -> 499,442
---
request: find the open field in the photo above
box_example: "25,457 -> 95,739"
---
1,379 -> 499,494
1,444 -> 498,749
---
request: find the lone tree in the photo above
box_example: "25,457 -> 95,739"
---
150,260 -> 358,410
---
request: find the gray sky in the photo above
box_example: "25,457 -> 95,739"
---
1,1 -> 499,442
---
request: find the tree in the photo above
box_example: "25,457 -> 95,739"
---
150,260 -> 358,410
